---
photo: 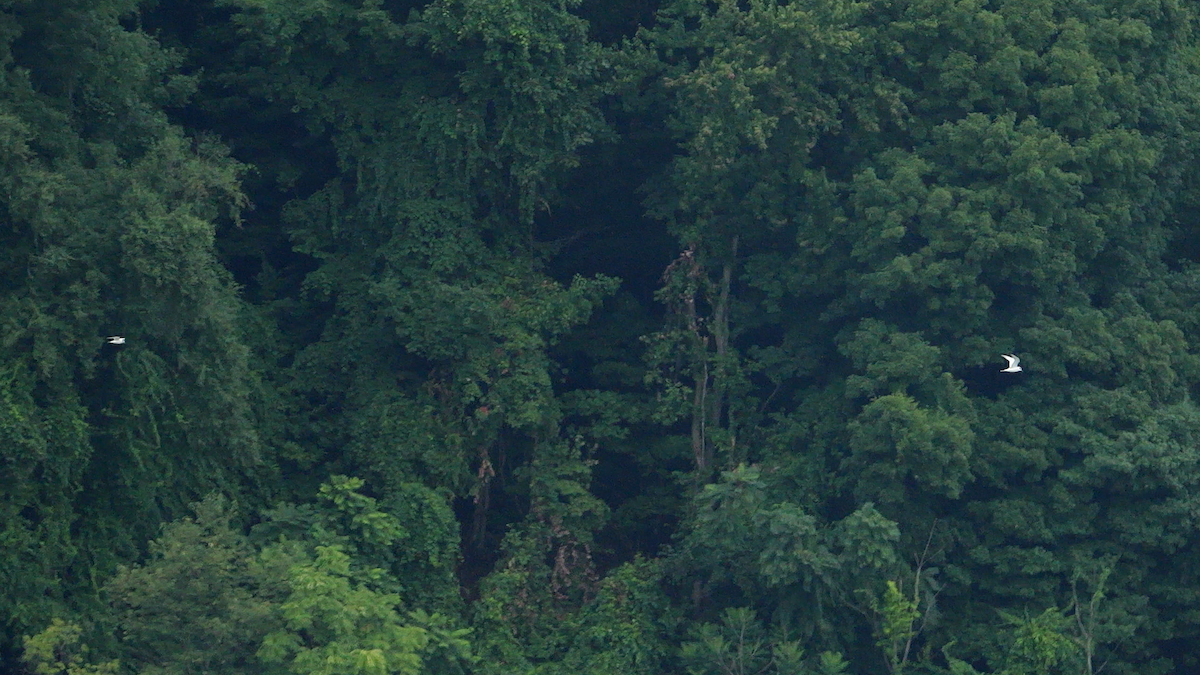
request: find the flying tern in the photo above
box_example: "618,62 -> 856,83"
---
1000,354 -> 1022,373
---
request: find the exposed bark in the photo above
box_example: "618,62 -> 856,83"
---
692,357 -> 710,473
707,235 -> 738,460
470,442 -> 495,549
671,236 -> 739,479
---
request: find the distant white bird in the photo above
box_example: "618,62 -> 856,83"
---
1000,353 -> 1022,373
106,336 -> 126,345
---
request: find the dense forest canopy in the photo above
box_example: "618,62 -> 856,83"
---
3,0 -> 1200,673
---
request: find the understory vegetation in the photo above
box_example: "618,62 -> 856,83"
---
4,0 -> 1200,673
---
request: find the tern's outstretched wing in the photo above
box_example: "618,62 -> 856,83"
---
1002,354 -> 1019,368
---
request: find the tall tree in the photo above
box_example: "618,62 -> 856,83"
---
0,0 -> 261,657
194,2 -> 628,666
627,0 -> 1200,669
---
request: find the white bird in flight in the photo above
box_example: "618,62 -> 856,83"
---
1000,354 -> 1022,373
106,336 -> 126,345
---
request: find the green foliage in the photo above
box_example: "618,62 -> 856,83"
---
21,619 -> 119,675
7,0 -> 1200,672
681,606 -> 847,675
380,483 -> 465,616
24,477 -> 473,675
0,360 -> 88,639
103,493 -> 280,675
469,437 -> 610,674
547,557 -> 679,675
997,608 -> 1080,675
0,0 -> 263,655
468,532 -> 558,675
257,545 -> 430,675
846,388 -> 974,503
249,476 -> 464,617
876,580 -> 921,674
632,0 -> 1200,668
204,2 -> 623,563
673,464 -> 903,654
32,478 -> 470,675
255,477 -> 474,675
405,609 -> 477,675
816,651 -> 851,675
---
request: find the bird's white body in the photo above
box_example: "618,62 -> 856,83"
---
106,336 -> 125,345
1000,354 -> 1022,373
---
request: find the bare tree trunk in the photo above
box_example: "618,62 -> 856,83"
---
692,361 -> 709,473
671,237 -> 738,480
707,236 -> 738,462
470,442 -> 495,549
681,252 -> 710,475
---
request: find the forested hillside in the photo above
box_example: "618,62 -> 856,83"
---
4,0 -> 1200,673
